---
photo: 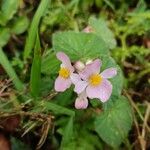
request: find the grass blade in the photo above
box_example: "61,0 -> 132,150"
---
0,48 -> 24,91
43,101 -> 75,117
30,33 -> 41,98
23,0 -> 50,59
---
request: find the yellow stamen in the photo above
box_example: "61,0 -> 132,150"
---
89,74 -> 102,86
59,67 -> 70,78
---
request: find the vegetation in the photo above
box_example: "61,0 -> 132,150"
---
0,0 -> 150,149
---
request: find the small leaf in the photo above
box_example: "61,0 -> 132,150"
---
11,16 -> 29,35
53,31 -> 109,61
0,0 -> 19,25
89,17 -> 116,49
0,28 -> 10,47
95,96 -> 133,148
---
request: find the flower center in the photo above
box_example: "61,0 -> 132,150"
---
89,74 -> 102,86
59,67 -> 70,78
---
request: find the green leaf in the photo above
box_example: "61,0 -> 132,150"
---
43,101 -> 75,117
0,0 -> 19,25
55,87 -> 74,106
30,33 -> 41,98
89,17 -> 116,49
95,97 -> 133,148
0,12 -> 7,26
11,16 -> 29,35
0,48 -> 24,91
0,28 -> 10,47
62,129 -> 103,150
52,31 -> 109,61
103,0 -> 115,10
24,0 -> 50,59
61,117 -> 74,148
41,50 -> 60,75
39,77 -> 54,97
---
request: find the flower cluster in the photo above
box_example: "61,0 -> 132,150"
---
54,52 -> 117,109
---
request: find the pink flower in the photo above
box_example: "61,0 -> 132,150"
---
54,52 -> 74,92
75,91 -> 88,109
71,59 -> 117,102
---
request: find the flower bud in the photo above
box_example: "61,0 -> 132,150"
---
83,26 -> 94,33
74,61 -> 85,72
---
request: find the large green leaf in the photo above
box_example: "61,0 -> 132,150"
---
41,50 -> 60,75
89,17 -> 116,49
95,97 -> 133,148
52,31 -> 109,61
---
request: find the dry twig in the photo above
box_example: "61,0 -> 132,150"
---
123,90 -> 150,150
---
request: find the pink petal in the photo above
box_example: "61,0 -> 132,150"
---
56,52 -> 74,72
86,79 -> 112,102
100,68 -> 117,79
75,92 -> 88,109
56,52 -> 70,64
70,73 -> 81,84
74,81 -> 88,94
70,73 -> 88,94
79,59 -> 101,80
54,76 -> 72,92
86,85 -> 101,99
